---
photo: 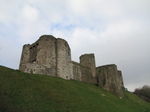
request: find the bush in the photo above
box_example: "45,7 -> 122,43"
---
134,85 -> 150,102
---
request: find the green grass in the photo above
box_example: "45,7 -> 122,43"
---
0,65 -> 150,112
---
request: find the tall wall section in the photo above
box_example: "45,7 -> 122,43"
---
72,61 -> 82,81
96,64 -> 124,97
117,71 -> 124,92
56,38 -> 73,79
20,44 -> 30,64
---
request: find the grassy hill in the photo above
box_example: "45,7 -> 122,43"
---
0,65 -> 150,112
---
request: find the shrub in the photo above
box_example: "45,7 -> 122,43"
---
134,85 -> 150,102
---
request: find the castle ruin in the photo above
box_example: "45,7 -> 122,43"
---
19,35 -> 124,97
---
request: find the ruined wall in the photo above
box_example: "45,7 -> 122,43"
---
117,70 -> 124,94
19,34 -> 125,97
19,35 -> 56,76
19,35 -> 73,79
19,63 -> 52,75
20,44 -> 30,64
72,60 -> 97,83
117,71 -> 124,87
72,61 -> 82,81
96,64 -> 124,97
80,54 -> 96,77
80,66 -> 96,83
19,35 -> 57,76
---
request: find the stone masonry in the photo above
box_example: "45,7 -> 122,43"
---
19,35 -> 124,97
96,64 -> 124,96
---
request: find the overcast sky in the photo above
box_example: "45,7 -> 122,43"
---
0,0 -> 150,91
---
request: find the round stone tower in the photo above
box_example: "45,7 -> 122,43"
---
56,38 -> 72,79
80,53 -> 96,77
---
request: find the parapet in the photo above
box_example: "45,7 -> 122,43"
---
39,35 -> 56,40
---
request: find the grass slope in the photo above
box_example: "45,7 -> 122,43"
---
0,66 -> 150,112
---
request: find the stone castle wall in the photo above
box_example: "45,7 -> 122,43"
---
71,61 -> 82,81
96,64 -> 124,97
71,61 -> 96,83
19,35 -> 124,97
56,38 -> 72,79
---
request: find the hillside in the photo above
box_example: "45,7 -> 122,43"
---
0,66 -> 150,112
